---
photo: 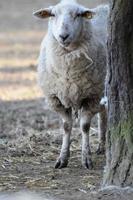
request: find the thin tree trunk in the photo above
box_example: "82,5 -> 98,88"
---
104,0 -> 133,186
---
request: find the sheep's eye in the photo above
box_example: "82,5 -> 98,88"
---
74,13 -> 81,20
76,13 -> 81,17
51,13 -> 55,17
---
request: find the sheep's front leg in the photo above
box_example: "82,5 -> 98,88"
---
80,111 -> 93,169
55,108 -> 72,169
96,106 -> 107,154
49,96 -> 72,169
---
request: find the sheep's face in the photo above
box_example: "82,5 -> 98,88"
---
34,2 -> 95,48
50,4 -> 93,48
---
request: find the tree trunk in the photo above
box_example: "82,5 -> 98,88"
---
104,0 -> 133,186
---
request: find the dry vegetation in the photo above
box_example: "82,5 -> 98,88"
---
0,31 -> 43,100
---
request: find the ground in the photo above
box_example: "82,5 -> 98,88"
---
1,101 -> 133,200
0,0 -> 133,199
0,99 -> 105,199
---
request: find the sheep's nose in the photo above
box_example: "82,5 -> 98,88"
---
59,34 -> 69,42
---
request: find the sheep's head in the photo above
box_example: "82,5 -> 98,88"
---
34,0 -> 95,48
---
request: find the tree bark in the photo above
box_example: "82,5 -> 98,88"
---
104,0 -> 133,186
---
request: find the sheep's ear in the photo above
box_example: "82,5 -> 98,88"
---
81,10 -> 95,19
33,8 -> 54,19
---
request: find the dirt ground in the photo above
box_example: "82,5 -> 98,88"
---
1,100 -> 133,200
0,0 -> 133,199
0,99 -> 105,199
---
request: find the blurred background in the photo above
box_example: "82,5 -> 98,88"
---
0,0 -> 107,101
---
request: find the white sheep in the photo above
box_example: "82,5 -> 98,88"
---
34,0 -> 109,169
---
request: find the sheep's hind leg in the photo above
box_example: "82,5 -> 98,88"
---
80,111 -> 93,169
96,106 -> 107,154
49,97 -> 72,169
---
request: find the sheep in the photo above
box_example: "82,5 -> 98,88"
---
33,0 -> 109,169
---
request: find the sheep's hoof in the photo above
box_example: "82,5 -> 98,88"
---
96,144 -> 105,155
55,158 -> 68,169
82,157 -> 93,170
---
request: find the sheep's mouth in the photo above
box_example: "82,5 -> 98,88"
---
60,41 -> 71,47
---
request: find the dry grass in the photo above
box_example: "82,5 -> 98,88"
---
0,31 -> 44,101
